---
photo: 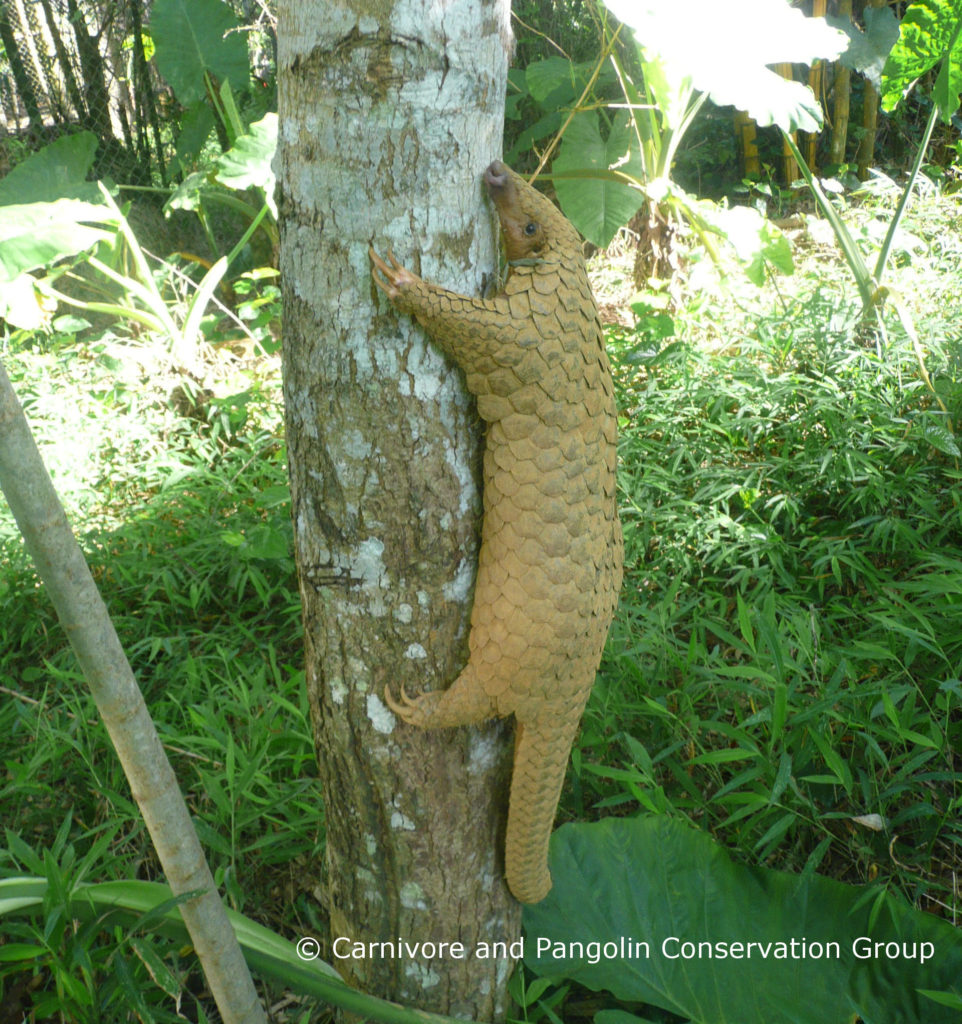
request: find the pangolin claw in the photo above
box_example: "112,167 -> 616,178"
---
384,682 -> 420,721
369,245 -> 418,300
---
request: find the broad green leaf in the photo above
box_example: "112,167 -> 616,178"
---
605,0 -> 847,132
524,817 -> 962,1024
174,100 -> 218,170
505,110 -> 564,164
0,201 -> 116,284
919,421 -> 961,457
151,0 -> 249,106
215,113 -> 278,215
880,0 -> 962,118
552,111 -> 644,247
525,56 -> 581,105
523,57 -> 617,108
828,6 -> 901,89
0,132 -> 100,206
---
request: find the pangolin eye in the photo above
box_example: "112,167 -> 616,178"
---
523,222 -> 538,236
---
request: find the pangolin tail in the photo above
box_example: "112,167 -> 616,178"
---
504,710 -> 582,903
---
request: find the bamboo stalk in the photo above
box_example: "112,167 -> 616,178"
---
829,0 -> 853,167
857,0 -> 886,180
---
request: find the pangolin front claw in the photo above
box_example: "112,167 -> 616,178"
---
369,245 -> 419,300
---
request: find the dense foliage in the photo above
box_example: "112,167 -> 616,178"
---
589,284 -> 962,897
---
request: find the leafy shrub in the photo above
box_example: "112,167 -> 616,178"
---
582,288 -> 962,909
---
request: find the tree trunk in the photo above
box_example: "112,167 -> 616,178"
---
276,1 -> 519,1019
0,0 -> 44,132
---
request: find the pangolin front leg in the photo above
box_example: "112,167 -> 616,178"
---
370,160 -> 623,903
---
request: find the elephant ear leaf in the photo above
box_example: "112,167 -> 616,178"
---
551,111 -> 644,249
880,0 -> 962,121
603,0 -> 848,132
523,817 -> 962,1024
151,0 -> 249,106
827,5 -> 900,90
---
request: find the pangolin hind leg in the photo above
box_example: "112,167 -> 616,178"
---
385,661 -> 499,729
505,706 -> 584,904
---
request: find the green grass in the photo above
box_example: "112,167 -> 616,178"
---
0,337 -> 324,1020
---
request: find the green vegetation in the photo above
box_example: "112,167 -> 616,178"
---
572,186 -> 962,902
0,332 -> 325,1019
596,298 -> 962,881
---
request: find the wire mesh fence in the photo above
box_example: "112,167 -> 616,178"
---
0,0 -> 274,183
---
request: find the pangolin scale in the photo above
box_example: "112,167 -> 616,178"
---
369,160 -> 623,904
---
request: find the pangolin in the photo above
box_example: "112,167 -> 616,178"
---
369,160 -> 623,904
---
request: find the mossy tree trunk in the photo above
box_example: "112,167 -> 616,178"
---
276,0 -> 519,1018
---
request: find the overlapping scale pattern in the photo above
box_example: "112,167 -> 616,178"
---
371,161 -> 623,903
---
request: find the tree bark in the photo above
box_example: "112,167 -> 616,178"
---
276,1 -> 519,1019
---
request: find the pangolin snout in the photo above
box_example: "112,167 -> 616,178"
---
484,160 -> 510,194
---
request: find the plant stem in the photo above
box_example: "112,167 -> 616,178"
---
0,363 -> 268,1024
873,99 -> 940,283
781,131 -> 877,313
